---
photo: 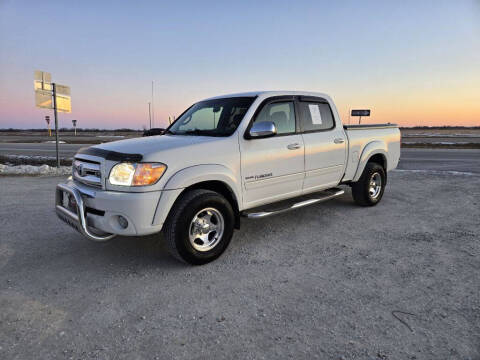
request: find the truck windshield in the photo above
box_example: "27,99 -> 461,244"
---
166,97 -> 255,137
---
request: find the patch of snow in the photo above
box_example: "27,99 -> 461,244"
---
0,164 -> 71,176
0,154 -> 72,166
403,133 -> 480,138
402,141 -> 471,145
44,140 -> 67,144
1,154 -> 66,161
96,135 -> 125,138
393,169 -> 477,176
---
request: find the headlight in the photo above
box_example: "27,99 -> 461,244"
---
109,163 -> 167,186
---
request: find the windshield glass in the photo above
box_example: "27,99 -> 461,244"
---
166,97 -> 255,137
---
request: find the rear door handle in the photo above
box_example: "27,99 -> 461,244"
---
287,143 -> 301,150
334,138 -> 345,144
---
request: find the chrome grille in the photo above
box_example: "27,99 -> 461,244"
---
73,158 -> 102,188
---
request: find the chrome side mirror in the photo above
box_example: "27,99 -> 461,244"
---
248,121 -> 277,139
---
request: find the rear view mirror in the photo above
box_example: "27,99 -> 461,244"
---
248,121 -> 277,139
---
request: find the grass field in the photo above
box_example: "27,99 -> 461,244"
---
401,128 -> 480,148
0,130 -> 143,144
0,127 -> 479,148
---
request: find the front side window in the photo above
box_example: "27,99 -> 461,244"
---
167,97 -> 255,137
253,101 -> 296,135
299,102 -> 335,131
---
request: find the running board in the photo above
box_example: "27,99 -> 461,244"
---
242,188 -> 345,219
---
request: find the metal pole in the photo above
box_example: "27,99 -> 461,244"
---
148,102 -> 152,129
359,116 -> 362,125
151,81 -> 154,128
52,83 -> 60,168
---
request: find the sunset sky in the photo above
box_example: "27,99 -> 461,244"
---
1,0 -> 479,129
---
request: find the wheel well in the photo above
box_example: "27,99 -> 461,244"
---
368,153 -> 386,170
182,181 -> 241,229
367,153 -> 387,184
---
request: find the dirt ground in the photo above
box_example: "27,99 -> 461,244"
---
0,171 -> 479,359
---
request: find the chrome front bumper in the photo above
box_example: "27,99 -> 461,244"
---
55,183 -> 116,242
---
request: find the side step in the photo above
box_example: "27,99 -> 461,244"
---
241,188 -> 345,219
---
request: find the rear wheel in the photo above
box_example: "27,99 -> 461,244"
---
163,189 -> 234,265
351,162 -> 386,206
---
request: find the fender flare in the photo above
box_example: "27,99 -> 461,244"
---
163,164 -> 241,199
353,141 -> 388,182
152,164 -> 242,226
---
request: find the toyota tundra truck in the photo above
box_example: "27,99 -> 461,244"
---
56,91 -> 400,264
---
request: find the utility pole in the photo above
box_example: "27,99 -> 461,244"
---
151,80 -> 155,128
148,102 -> 152,129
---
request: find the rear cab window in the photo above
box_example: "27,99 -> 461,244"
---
298,101 -> 335,132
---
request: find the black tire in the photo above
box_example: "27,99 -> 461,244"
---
163,189 -> 235,265
351,162 -> 386,206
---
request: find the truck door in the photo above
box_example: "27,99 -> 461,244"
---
297,97 -> 347,193
240,97 -> 305,208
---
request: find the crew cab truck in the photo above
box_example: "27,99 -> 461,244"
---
56,91 -> 400,265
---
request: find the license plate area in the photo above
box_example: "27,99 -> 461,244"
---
55,183 -> 115,242
61,190 -> 78,214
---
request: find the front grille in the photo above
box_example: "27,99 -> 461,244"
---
73,158 -> 102,188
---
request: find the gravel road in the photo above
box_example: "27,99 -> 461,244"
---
0,171 -> 479,359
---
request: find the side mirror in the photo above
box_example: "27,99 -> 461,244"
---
248,121 -> 277,139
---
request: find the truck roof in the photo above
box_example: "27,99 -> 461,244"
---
203,90 -> 331,101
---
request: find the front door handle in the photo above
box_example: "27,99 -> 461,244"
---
334,138 -> 345,144
287,143 -> 301,150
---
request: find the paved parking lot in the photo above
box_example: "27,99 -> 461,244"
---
0,171 -> 479,359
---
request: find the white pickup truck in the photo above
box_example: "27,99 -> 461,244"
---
56,91 -> 400,264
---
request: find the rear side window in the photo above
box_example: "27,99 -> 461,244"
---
299,102 -> 335,132
253,102 -> 296,135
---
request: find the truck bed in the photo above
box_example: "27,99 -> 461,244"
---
342,124 -> 401,182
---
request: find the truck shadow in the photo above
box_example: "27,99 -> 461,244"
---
79,232 -> 184,269
70,192 -> 357,269
13,191 -> 359,274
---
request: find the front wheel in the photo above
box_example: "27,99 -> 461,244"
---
163,189 -> 235,265
351,162 -> 386,206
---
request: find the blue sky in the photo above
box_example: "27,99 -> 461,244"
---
1,0 -> 479,128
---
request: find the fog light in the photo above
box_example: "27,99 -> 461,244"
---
117,215 -> 128,229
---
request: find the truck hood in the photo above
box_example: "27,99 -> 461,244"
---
91,134 -> 221,157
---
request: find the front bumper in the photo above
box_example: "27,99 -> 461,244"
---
55,180 -> 163,240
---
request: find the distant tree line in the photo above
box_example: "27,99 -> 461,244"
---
399,126 -> 480,130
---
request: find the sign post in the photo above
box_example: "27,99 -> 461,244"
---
34,70 -> 71,168
351,109 -> 371,124
45,116 -> 51,136
72,119 -> 77,136
52,83 -> 60,167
